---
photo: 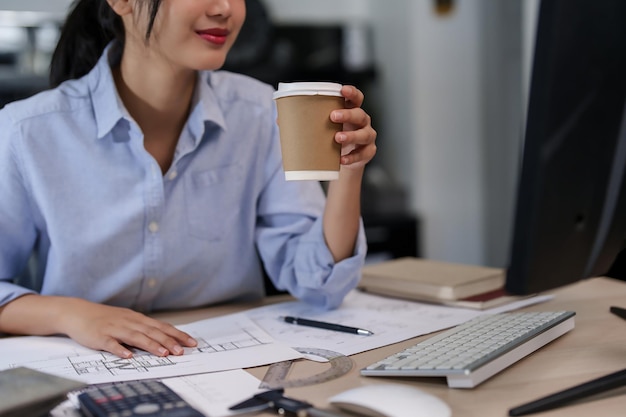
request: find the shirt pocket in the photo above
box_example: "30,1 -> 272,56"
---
184,164 -> 243,241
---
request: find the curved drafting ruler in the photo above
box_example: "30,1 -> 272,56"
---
260,347 -> 354,389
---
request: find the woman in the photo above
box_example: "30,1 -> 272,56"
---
0,0 -> 376,359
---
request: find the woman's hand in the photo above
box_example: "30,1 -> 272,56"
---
61,298 -> 197,358
322,85 -> 376,262
331,85 -> 377,170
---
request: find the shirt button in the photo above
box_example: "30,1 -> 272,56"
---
148,221 -> 159,233
169,171 -> 178,180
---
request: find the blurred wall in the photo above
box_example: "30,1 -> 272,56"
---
1,0 -> 72,13
367,0 -> 524,268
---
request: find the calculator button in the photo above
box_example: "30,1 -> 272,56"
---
133,403 -> 161,414
78,380 -> 204,417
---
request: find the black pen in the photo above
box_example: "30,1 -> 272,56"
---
280,316 -> 374,336
610,305 -> 626,321
508,368 -> 626,416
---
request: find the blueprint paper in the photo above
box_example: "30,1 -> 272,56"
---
0,314 -> 301,384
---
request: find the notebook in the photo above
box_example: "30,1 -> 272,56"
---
359,257 -> 507,306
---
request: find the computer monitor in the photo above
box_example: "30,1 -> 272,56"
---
505,0 -> 626,295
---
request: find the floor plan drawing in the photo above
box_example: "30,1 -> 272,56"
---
69,352 -> 174,376
1,314 -> 301,384
64,330 -> 268,378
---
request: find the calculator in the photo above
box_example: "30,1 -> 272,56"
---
77,379 -> 204,417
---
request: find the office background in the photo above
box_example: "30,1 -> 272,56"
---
0,0 -> 540,270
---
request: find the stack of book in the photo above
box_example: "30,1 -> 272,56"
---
359,257 -> 530,310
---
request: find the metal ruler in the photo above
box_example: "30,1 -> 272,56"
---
259,347 -> 354,389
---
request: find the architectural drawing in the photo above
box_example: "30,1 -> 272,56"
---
66,330 -> 267,377
3,314 -> 301,385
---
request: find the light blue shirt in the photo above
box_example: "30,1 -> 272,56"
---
0,47 -> 366,312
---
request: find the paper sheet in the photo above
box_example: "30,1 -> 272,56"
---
162,369 -> 263,417
0,314 -> 301,384
245,289 -> 554,356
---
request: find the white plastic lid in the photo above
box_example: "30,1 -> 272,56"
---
284,170 -> 340,181
273,82 -> 343,100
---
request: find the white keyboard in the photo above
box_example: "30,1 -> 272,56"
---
361,311 -> 575,388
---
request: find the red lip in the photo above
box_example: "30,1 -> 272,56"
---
197,28 -> 230,45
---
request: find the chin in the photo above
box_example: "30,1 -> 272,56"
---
194,56 -> 228,71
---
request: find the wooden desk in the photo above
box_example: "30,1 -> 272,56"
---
155,277 -> 626,417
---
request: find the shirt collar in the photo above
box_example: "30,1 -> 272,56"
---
88,43 -> 228,143
187,71 -> 228,145
88,43 -> 130,140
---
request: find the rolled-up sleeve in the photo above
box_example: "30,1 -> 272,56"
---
255,114 -> 367,309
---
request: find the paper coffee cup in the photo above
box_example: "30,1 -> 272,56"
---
273,82 -> 344,181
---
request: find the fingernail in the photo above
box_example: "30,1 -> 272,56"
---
337,133 -> 347,142
172,345 -> 184,355
122,350 -> 133,358
158,347 -> 168,356
332,111 -> 343,122
187,337 -> 197,346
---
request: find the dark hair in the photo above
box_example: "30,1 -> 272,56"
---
49,0 -> 162,87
